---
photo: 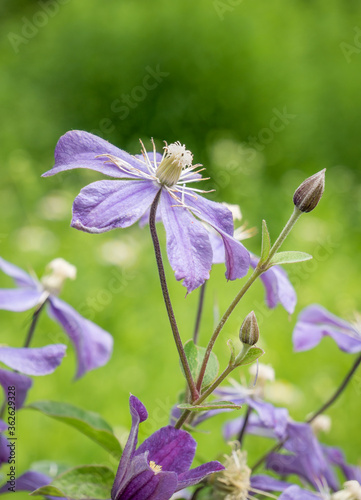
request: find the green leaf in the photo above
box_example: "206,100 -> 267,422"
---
260,220 -> 271,263
31,465 -> 115,499
181,340 -> 219,389
227,339 -> 236,364
236,346 -> 264,367
27,401 -> 121,459
270,251 -> 312,266
177,401 -> 242,412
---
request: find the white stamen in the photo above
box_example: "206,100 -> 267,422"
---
41,258 -> 77,295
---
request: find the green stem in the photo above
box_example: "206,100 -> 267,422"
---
149,190 -> 199,401
193,282 -> 207,344
196,207 -> 303,392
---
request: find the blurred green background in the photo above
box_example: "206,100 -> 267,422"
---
1,0 -> 361,496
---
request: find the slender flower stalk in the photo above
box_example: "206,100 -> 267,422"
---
193,283 -> 207,344
149,190 -> 199,401
238,406 -> 253,447
23,299 -> 48,348
251,353 -> 361,472
196,206 -> 302,392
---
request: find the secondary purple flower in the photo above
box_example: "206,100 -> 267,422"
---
43,131 -> 250,292
111,395 -> 223,500
0,369 -> 32,409
293,304 -> 361,353
0,257 -> 113,379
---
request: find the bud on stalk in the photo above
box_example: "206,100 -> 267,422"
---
293,169 -> 326,213
239,311 -> 259,346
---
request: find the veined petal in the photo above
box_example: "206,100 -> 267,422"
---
113,454 -> 177,500
136,426 -> 196,474
71,180 -> 158,234
250,475 -> 292,493
176,462 -> 224,491
160,191 -> 213,292
48,296 -> 113,379
43,130 -> 145,179
185,194 -> 250,280
112,396 -> 149,499
0,345 -> 66,376
0,288 -> 43,312
293,305 -> 361,353
250,256 -> 297,314
0,368 -> 32,409
0,257 -> 36,288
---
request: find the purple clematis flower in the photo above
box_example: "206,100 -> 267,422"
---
0,257 -> 113,379
111,395 -> 224,500
42,131 -> 250,292
293,304 -> 361,353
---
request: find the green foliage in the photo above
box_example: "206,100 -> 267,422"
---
28,401 -> 122,459
31,466 -> 115,499
270,251 -> 313,266
177,401 -> 242,412
182,340 -> 219,389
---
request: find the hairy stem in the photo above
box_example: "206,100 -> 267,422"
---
149,189 -> 199,401
193,282 -> 207,344
238,406 -> 252,447
24,300 -> 48,348
196,207 -> 303,392
251,353 -> 361,472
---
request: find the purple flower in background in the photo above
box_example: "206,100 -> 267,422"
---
0,257 -> 113,379
111,395 -> 223,500
279,485 -> 321,499
43,131 -> 250,292
250,256 -> 297,314
293,304 -> 361,353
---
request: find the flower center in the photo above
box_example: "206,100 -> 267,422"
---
41,258 -> 77,295
149,461 -> 163,475
332,481 -> 361,500
155,141 -> 193,187
210,443 -> 251,499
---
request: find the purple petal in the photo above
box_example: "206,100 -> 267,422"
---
208,231 -> 226,264
0,369 -> 32,408
0,435 -> 10,466
0,471 -> 51,494
48,296 -> 113,379
247,400 -> 289,440
250,256 -> 296,314
279,485 -> 320,499
0,345 -> 66,376
71,180 -> 158,234
112,396 -> 149,498
0,420 -> 7,433
0,257 -> 36,288
160,191 -> 213,293
323,445 -> 361,483
43,130 -> 144,179
267,422 -> 339,491
250,475 -> 292,492
136,426 -> 196,474
113,454 -> 177,500
186,195 -> 250,280
176,461 -> 224,491
0,288 -> 43,312
293,305 -> 361,353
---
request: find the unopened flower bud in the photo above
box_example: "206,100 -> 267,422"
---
293,169 -> 326,213
239,311 -> 259,346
